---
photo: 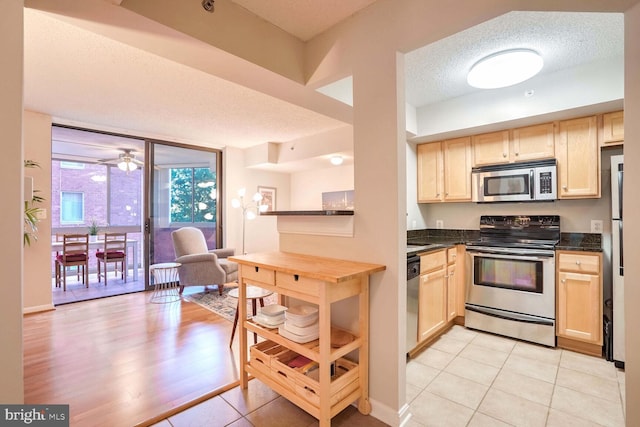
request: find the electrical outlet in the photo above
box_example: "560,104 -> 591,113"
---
591,219 -> 603,233
436,220 -> 444,229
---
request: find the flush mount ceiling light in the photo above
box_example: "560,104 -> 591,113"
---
467,49 -> 544,89
330,155 -> 344,166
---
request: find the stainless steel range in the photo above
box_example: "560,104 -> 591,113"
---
465,215 -> 560,347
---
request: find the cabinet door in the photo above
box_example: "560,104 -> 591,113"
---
417,142 -> 443,203
601,111 -> 624,146
446,264 -> 456,322
418,269 -> 447,342
511,123 -> 555,162
472,131 -> 510,166
556,116 -> 600,198
557,271 -> 602,344
443,137 -> 472,201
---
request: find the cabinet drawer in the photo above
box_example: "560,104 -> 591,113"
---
241,265 -> 275,285
557,252 -> 600,274
421,250 -> 446,273
276,271 -> 322,297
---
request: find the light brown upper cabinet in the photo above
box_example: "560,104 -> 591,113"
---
417,137 -> 472,203
472,124 -> 555,167
556,115 -> 600,199
417,142 -> 443,203
511,123 -> 556,161
471,130 -> 510,166
600,110 -> 624,146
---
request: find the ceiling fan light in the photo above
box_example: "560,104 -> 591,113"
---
117,160 -> 137,172
467,49 -> 543,89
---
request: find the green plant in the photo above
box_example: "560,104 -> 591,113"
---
24,160 -> 44,246
88,219 -> 100,236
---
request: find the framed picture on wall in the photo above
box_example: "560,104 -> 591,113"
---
257,186 -> 276,211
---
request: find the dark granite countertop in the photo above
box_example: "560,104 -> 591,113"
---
407,228 -> 480,247
556,232 -> 602,252
407,229 -> 602,253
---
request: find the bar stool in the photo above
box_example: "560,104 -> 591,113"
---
228,285 -> 273,347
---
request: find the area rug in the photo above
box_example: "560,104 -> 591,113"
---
184,287 -> 278,322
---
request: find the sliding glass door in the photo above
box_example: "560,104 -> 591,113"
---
146,142 -> 222,290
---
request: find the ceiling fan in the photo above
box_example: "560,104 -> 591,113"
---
98,149 -> 144,172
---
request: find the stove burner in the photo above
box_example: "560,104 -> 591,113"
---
475,215 -> 560,249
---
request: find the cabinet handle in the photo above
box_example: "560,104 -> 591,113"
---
445,192 -> 449,196
562,186 -> 568,190
515,152 -> 519,156
503,153 -> 507,158
576,261 -> 581,265
254,266 -> 259,272
436,193 -> 440,197
561,279 -> 566,283
293,274 -> 299,281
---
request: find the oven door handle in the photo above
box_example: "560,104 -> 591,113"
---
467,250 -> 554,261
465,304 -> 554,326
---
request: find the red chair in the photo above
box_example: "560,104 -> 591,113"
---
96,232 -> 127,285
55,234 -> 89,291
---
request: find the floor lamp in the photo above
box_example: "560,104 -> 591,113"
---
231,188 -> 267,254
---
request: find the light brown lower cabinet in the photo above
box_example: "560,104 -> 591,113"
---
556,250 -> 603,356
418,266 -> 447,342
417,246 -> 465,348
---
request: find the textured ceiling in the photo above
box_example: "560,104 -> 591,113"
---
405,11 -> 623,107
23,4 -> 624,172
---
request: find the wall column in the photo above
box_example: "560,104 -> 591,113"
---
0,0 -> 25,403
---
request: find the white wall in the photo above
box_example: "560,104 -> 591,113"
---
1,0 -> 24,403
224,146 -> 287,255
290,164 -> 354,210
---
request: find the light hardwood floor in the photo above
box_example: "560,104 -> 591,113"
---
24,291 -> 240,426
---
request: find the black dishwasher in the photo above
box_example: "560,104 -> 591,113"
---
406,255 -> 420,357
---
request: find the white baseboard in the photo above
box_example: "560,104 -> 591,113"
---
23,304 -> 56,314
369,397 -> 412,427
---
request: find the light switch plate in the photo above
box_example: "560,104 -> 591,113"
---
436,220 -> 444,229
591,220 -> 603,233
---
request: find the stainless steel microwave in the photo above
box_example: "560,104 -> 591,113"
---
472,159 -> 557,203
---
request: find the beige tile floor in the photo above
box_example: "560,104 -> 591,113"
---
151,378 -> 388,427
151,325 -> 625,427
406,325 -> 626,427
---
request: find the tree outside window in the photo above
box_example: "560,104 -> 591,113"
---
170,167 -> 217,223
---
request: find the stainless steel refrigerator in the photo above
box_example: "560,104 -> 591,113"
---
611,154 -> 624,368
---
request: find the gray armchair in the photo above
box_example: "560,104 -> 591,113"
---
171,227 -> 238,295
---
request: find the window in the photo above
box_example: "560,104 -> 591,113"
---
170,167 -> 217,223
60,191 -> 84,223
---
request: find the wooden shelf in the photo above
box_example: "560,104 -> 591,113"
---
261,210 -> 354,216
